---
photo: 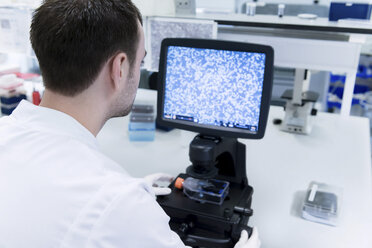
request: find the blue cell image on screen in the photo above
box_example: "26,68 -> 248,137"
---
163,46 -> 266,132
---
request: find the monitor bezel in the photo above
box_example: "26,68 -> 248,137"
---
157,38 -> 274,139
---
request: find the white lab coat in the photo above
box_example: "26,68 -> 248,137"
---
0,100 -> 186,248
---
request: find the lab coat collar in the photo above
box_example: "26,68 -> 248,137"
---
11,100 -> 99,150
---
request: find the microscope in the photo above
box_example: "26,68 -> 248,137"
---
156,38 -> 273,247
281,69 -> 319,135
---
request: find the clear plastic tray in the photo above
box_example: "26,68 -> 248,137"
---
302,181 -> 342,226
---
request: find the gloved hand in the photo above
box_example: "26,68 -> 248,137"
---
234,227 -> 261,248
144,173 -> 174,196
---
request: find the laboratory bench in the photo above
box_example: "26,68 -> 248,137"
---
97,88 -> 372,248
183,13 -> 372,34
143,13 -> 372,116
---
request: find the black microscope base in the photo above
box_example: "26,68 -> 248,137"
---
157,173 -> 253,248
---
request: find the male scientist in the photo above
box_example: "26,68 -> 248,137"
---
0,0 -> 260,247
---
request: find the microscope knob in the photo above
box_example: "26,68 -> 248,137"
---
311,108 -> 318,116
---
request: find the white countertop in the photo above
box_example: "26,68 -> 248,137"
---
97,89 -> 372,248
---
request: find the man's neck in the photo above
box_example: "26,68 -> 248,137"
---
40,89 -> 107,137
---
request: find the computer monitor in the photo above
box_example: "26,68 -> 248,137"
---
157,38 -> 274,139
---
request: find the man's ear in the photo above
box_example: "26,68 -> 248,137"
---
111,52 -> 129,91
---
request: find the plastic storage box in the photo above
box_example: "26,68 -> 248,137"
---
128,104 -> 155,141
302,181 -> 342,226
0,74 -> 26,115
329,2 -> 372,21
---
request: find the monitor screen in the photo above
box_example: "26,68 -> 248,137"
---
157,39 -> 273,139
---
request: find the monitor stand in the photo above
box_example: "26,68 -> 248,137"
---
157,134 -> 254,248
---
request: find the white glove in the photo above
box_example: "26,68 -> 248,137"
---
144,173 -> 174,196
234,227 -> 261,248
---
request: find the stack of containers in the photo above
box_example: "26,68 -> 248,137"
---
128,104 -> 155,141
327,72 -> 370,111
0,74 -> 26,115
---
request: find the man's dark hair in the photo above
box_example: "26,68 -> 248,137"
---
30,0 -> 142,96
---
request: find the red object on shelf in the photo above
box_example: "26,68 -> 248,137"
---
32,90 -> 41,105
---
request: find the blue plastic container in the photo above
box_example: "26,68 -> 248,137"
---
128,105 -> 155,141
329,2 -> 372,21
327,73 -> 370,109
0,94 -> 26,115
